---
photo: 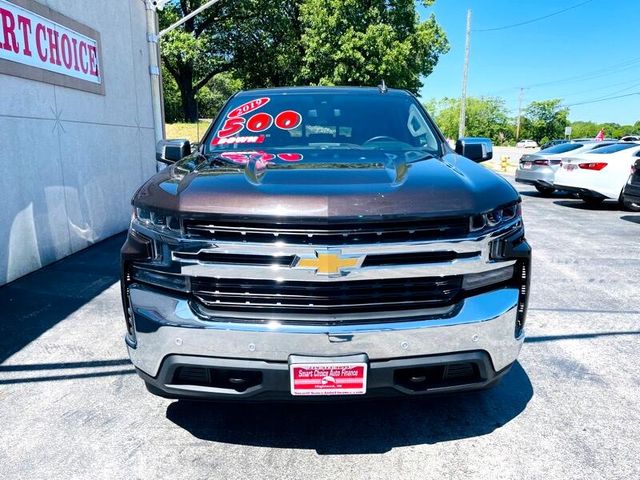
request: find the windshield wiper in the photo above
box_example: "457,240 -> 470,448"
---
204,154 -> 243,168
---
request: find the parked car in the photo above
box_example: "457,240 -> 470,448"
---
517,139 -> 538,148
621,158 -> 640,211
121,86 -> 531,400
515,141 -> 617,195
621,135 -> 640,142
554,142 -> 640,206
539,139 -> 568,150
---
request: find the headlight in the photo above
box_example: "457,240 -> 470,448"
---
470,203 -> 521,232
133,207 -> 181,232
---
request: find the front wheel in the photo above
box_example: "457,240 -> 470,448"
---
623,200 -> 640,212
535,185 -> 555,196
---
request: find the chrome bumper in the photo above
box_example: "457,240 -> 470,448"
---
126,285 -> 524,378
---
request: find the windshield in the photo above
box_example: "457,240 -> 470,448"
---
541,143 -> 583,154
205,92 -> 441,154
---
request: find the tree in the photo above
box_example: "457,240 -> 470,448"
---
196,72 -> 244,119
160,0 -> 449,122
569,120 -> 599,139
425,96 -> 514,143
521,99 -> 569,143
298,0 -> 449,92
159,0 -> 301,121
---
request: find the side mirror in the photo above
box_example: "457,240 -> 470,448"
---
156,139 -> 191,164
455,137 -> 493,163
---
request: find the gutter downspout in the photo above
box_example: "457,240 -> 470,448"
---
145,0 -> 223,149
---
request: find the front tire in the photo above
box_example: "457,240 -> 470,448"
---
626,201 -> 640,212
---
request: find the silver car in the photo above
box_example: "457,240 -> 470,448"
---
515,141 -> 617,195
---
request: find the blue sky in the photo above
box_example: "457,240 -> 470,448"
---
417,0 -> 640,124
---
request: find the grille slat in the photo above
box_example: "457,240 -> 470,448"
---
179,215 -> 470,319
184,216 -> 469,245
191,277 -> 462,314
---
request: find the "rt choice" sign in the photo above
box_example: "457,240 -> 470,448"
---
0,0 -> 102,89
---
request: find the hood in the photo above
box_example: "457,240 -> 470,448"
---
134,149 -> 518,218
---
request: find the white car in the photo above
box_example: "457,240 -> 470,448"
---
553,142 -> 640,206
517,139 -> 538,148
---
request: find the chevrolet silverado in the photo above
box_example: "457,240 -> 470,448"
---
121,86 -> 531,400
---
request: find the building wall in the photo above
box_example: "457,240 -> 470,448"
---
0,0 -> 157,285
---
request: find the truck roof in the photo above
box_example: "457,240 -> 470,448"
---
235,86 -> 412,97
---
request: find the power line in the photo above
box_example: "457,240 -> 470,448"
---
474,0 -> 594,32
560,92 -> 640,108
481,57 -> 640,97
574,82 -> 640,102
526,59 -> 640,89
496,79 -> 640,105
548,78 -> 640,99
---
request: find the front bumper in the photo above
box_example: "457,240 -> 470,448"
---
126,286 -> 524,399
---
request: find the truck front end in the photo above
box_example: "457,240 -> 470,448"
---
121,87 -> 531,400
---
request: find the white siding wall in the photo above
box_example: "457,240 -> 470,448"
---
0,0 -> 157,285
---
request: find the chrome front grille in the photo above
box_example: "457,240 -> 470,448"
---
132,214 -> 523,323
183,216 -> 469,245
191,276 -> 463,315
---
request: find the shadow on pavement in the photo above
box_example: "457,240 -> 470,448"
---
166,361 -> 532,454
0,358 -> 135,385
620,215 -> 640,225
0,233 -> 125,363
519,190 -> 574,199
552,200 -> 622,211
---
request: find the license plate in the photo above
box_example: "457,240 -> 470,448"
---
523,162 -> 532,169
290,362 -> 367,396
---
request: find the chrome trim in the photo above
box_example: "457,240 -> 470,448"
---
132,218 -> 522,281
127,286 -> 524,377
179,258 -> 516,281
191,302 -> 456,322
173,238 -> 486,257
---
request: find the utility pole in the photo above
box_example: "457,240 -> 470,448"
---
515,87 -> 524,141
459,9 -> 472,139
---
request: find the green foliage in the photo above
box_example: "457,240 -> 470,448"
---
162,66 -> 242,123
161,65 -> 182,123
298,0 -> 449,92
426,94 -> 640,143
425,96 -> 514,144
521,99 -> 568,143
196,73 -> 243,119
159,0 -> 298,121
159,0 -> 449,121
569,120 -> 639,139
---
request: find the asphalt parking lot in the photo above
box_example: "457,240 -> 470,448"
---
1,177 -> 639,480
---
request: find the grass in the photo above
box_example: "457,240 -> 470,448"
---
165,120 -> 211,144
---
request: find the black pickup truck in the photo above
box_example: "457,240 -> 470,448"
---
121,86 -> 531,400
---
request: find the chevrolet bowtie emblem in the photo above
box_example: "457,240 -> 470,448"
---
293,250 -> 365,276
